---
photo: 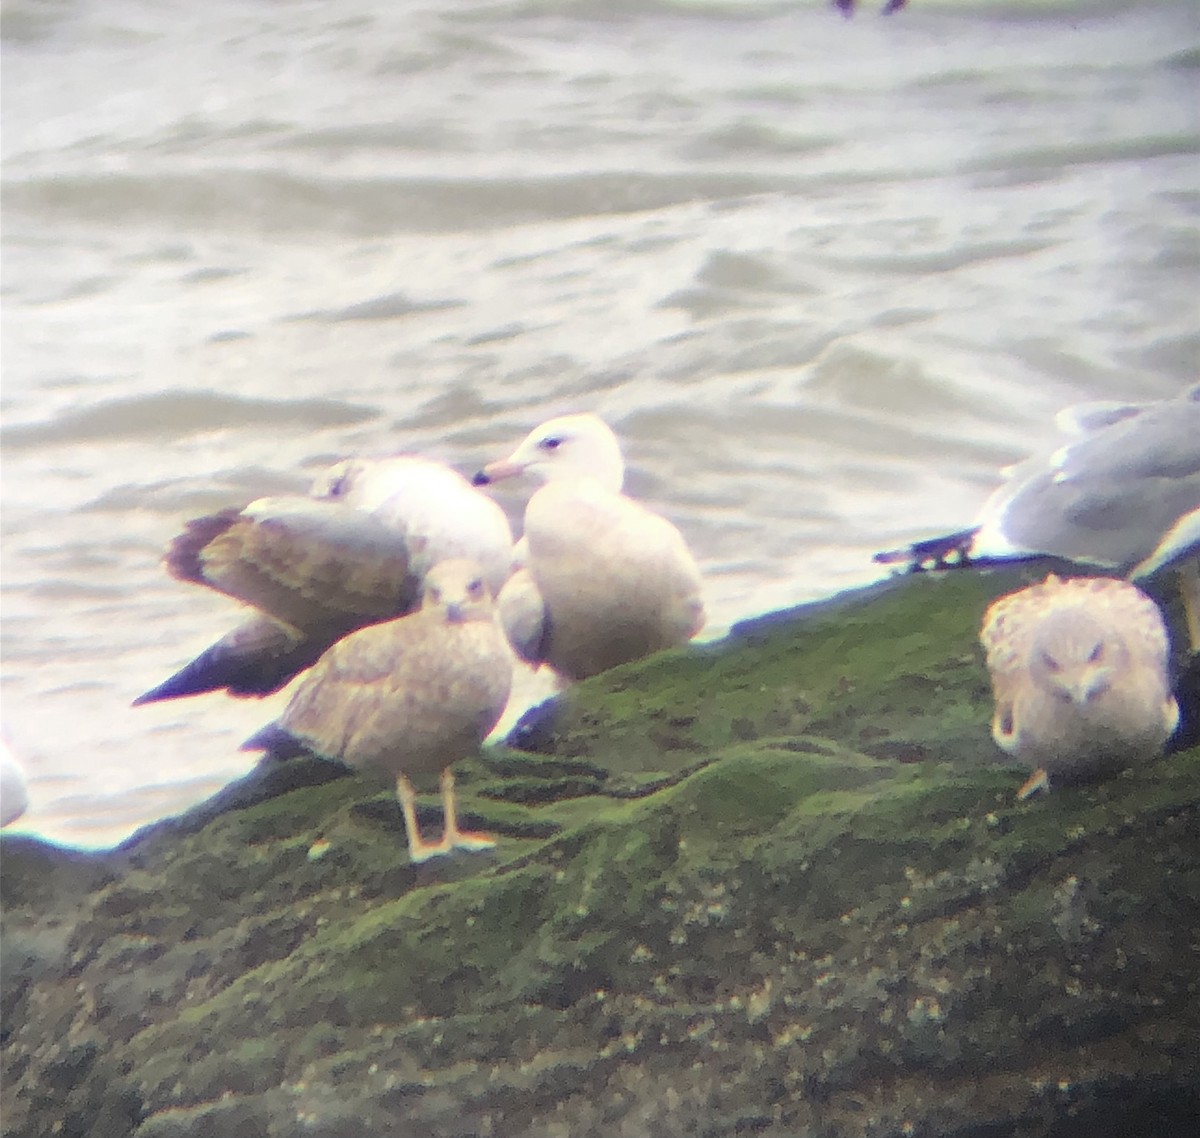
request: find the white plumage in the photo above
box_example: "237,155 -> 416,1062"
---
475,414 -> 705,682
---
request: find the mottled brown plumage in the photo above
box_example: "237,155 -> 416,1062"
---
135,456 -> 514,704
243,559 -> 513,861
980,575 -> 1178,798
167,499 -> 417,631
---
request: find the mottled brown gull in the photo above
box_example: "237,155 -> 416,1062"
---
980,575 -> 1179,800
134,455 -> 515,704
242,559 -> 513,862
878,384 -> 1200,647
473,414 -> 705,682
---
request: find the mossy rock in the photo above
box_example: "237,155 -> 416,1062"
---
3,566 -> 1198,1137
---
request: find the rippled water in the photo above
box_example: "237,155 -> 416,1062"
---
2,0 -> 1197,847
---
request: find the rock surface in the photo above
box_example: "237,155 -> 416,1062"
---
3,566 -> 1199,1137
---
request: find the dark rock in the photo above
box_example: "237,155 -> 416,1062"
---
2,567 -> 1197,1136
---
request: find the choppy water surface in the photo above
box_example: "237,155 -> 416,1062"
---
2,0 -> 1197,846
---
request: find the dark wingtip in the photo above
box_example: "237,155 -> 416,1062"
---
874,528 -> 980,572
240,721 -> 308,759
471,470 -> 491,487
503,696 -> 562,754
131,621 -> 331,706
133,654 -> 234,706
131,663 -> 220,706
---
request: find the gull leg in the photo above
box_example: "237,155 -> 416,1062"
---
440,768 -> 496,853
1178,560 -> 1200,653
1016,767 -> 1050,800
396,773 -> 452,863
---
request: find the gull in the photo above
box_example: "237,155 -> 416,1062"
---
980,574 -> 1179,799
1,738 -> 29,828
134,455 -> 515,704
877,384 -> 1200,647
241,559 -> 512,862
473,414 -> 705,682
834,0 -> 908,15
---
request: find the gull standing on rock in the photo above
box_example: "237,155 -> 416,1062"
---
242,559 -> 513,862
980,575 -> 1179,800
474,414 -> 705,682
134,455 -> 515,704
877,384 -> 1200,647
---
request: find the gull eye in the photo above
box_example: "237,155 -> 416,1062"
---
323,473 -> 349,499
1041,651 -> 1061,674
1087,642 -> 1105,664
427,587 -> 442,604
539,436 -> 563,451
467,578 -> 484,597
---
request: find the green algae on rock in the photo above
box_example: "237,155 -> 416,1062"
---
2,567 -> 1198,1137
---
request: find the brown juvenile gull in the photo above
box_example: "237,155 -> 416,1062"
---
242,559 -> 513,862
877,384 -> 1200,648
134,455 -> 515,704
980,574 -> 1179,800
473,414 -> 705,682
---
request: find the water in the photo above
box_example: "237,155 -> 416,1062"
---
2,0 -> 1197,848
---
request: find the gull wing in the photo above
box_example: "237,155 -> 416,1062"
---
166,497 -> 419,632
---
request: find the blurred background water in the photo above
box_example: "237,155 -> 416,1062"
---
1,0 -> 1197,848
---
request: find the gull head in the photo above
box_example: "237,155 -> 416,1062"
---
311,457 -> 374,502
311,455 -> 473,513
421,558 -> 495,625
474,414 -> 625,493
1029,606 -> 1125,708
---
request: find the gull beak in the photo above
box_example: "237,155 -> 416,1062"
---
1071,667 -> 1111,705
472,458 -> 526,486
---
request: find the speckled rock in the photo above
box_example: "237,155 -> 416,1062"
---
3,567 -> 1198,1137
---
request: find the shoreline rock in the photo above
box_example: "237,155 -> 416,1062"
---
3,566 -> 1198,1137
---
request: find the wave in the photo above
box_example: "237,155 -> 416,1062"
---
0,391 -> 379,448
1,169 -> 797,235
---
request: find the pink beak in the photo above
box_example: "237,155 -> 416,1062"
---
473,458 -> 526,485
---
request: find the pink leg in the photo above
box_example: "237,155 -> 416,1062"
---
1016,767 -> 1050,801
440,768 -> 495,853
396,774 -> 452,862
